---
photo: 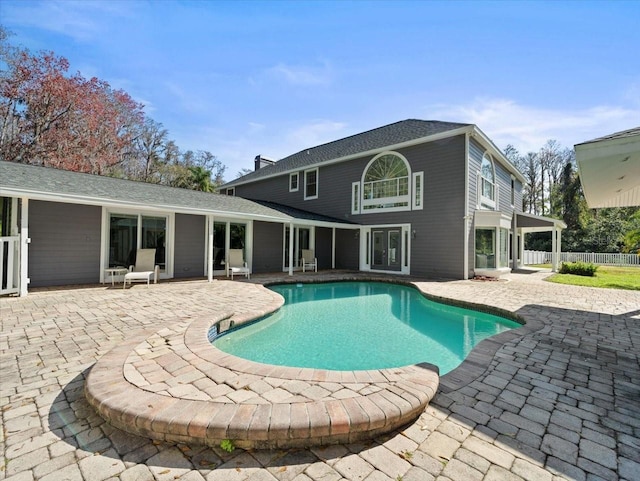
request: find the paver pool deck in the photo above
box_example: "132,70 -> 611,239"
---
1,270 -> 639,480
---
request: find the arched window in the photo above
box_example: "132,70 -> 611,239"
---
480,153 -> 495,207
361,153 -> 410,211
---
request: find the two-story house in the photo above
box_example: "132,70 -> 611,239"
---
0,119 -> 564,296
221,119 -> 565,279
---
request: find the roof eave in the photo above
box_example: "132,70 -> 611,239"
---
1,186 -> 293,223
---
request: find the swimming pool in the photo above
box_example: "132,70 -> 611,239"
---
213,281 -> 521,374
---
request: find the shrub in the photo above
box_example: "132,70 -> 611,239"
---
559,261 -> 598,277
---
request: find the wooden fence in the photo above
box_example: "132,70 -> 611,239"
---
523,250 -> 640,267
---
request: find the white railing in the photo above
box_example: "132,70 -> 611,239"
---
523,250 -> 640,267
1,236 -> 20,296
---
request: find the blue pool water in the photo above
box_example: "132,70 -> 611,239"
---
213,282 -> 521,374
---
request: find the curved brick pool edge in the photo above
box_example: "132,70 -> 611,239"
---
85,285 -> 440,449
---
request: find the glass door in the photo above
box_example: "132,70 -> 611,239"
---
371,228 -> 402,271
213,222 -> 226,271
372,230 -> 386,268
212,221 -> 247,274
388,230 -> 401,270
108,213 -> 168,273
284,227 -> 311,270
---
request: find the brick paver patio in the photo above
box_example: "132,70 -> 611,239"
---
1,270 -> 639,480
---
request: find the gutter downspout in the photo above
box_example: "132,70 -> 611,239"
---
463,132 -> 470,279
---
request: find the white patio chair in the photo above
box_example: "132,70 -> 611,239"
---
123,249 -> 159,289
226,249 -> 250,280
301,249 -> 317,272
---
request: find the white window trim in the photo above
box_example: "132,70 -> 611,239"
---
479,152 -> 496,210
289,172 -> 299,192
358,223 -> 411,275
358,151 -> 412,214
510,175 -> 516,207
101,207 -> 175,280
412,171 -> 424,210
351,181 -> 360,214
304,168 -> 318,200
226,187 -> 235,196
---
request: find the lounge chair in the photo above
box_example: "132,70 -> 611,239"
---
301,249 -> 317,272
123,249 -> 159,289
226,249 -> 250,280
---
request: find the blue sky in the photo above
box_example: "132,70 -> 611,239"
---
2,0 -> 639,179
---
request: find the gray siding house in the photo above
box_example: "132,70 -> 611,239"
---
221,119 -> 565,279
0,119 -> 564,295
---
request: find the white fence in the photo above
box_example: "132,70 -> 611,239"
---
1,236 -> 20,296
523,250 -> 640,267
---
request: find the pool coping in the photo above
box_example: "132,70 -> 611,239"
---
84,277 -> 534,449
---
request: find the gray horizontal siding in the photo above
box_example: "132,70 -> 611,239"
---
174,214 -> 205,278
253,221 -> 284,273
29,201 -> 101,287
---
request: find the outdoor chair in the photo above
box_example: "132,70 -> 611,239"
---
301,249 -> 317,272
123,248 -> 159,288
226,249 -> 250,280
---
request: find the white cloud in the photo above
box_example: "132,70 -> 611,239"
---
262,61 -> 334,86
429,98 -> 640,153
3,0 -> 133,42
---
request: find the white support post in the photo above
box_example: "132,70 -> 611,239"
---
331,228 -> 336,269
551,227 -> 558,272
207,215 -> 214,282
556,228 -> 562,272
512,213 -> 519,270
19,197 -> 29,297
288,222 -> 294,276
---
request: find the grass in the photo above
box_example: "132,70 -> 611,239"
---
546,265 -> 640,290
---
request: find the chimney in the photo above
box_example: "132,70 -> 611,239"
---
254,155 -> 276,171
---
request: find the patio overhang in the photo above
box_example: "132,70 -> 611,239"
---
514,213 -> 566,272
575,127 -> 640,208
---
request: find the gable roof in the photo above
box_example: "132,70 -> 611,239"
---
222,119 -> 472,188
0,161 -> 292,222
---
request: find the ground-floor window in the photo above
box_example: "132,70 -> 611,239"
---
109,213 -> 167,271
475,227 -> 509,269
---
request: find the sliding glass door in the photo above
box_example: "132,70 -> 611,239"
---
108,213 -> 167,272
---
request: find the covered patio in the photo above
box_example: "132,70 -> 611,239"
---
513,212 -> 567,272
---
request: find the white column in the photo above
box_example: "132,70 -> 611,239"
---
207,215 -> 214,282
331,228 -> 336,269
288,222 -> 295,276
19,198 -> 29,297
556,228 -> 562,272
512,214 -> 519,270
551,226 -> 558,272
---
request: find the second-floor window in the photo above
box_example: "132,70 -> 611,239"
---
290,172 -> 299,192
480,153 -> 496,208
304,168 -> 318,200
362,153 -> 410,211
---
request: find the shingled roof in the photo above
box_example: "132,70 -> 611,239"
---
0,161 -> 291,222
223,119 -> 471,187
